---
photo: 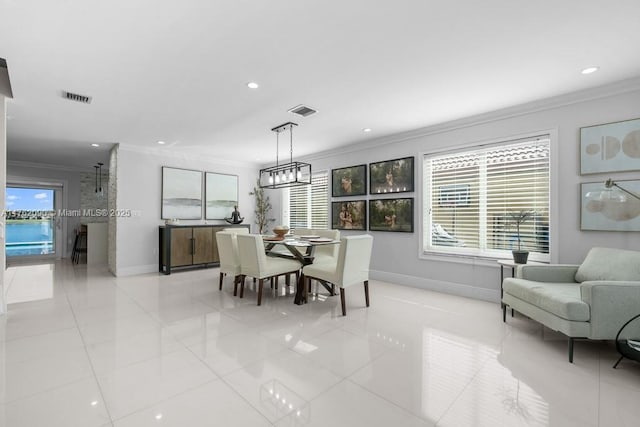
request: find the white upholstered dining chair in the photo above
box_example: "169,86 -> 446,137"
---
293,228 -> 340,264
302,234 -> 373,316
215,231 -> 243,295
236,234 -> 302,306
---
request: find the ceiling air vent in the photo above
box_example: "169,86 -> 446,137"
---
288,104 -> 317,117
63,90 -> 92,104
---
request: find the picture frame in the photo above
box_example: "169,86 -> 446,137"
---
369,156 -> 414,194
161,167 -> 202,219
331,200 -> 367,230
332,164 -> 367,197
580,117 -> 640,175
368,198 -> 414,232
205,172 -> 238,220
580,180 -> 640,231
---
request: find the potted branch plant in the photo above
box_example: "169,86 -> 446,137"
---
507,209 -> 535,264
249,180 -> 275,234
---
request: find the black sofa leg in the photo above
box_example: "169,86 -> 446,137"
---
613,355 -> 624,369
568,338 -> 574,363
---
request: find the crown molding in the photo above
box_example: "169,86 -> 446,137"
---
117,143 -> 259,169
301,76 -> 640,162
7,160 -> 92,173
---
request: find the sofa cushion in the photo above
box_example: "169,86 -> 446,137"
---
503,279 -> 590,321
575,247 -> 640,282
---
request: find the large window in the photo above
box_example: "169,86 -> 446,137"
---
423,136 -> 550,261
286,171 -> 329,229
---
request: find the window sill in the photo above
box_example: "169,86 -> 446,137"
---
419,251 -> 549,267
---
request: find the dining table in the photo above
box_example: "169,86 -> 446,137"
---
263,235 -> 340,305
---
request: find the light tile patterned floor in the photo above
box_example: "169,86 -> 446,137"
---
1,260 -> 638,426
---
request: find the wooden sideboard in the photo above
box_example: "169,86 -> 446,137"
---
158,224 -> 250,274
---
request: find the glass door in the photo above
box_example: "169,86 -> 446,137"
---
5,186 -> 60,260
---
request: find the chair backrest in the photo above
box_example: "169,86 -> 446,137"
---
294,228 -> 340,259
223,227 -> 249,234
216,231 -> 241,274
236,234 -> 269,278
335,234 -> 373,287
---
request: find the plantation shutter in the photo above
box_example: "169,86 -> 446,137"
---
424,137 -> 550,260
288,171 -> 329,229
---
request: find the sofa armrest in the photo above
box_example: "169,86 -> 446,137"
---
516,265 -> 579,282
580,281 -> 640,339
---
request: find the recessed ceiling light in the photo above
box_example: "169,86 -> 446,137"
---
363,128 -> 372,133
581,66 -> 599,75
157,140 -> 166,145
247,82 -> 259,89
91,143 -> 100,147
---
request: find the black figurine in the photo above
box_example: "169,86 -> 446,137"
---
225,205 -> 244,224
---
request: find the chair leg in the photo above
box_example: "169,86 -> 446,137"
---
257,279 -> 264,306
364,280 -> 369,307
340,288 -> 346,316
502,304 -> 507,322
219,272 -> 224,291
239,276 -> 245,298
233,275 -> 239,296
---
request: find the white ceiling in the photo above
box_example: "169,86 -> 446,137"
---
2,0 -> 640,169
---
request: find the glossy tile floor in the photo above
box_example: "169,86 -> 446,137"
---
1,261 -> 638,426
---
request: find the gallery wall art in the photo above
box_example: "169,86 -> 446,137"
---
331,200 -> 367,230
368,198 -> 414,232
161,167 -> 202,219
205,172 -> 238,220
580,118 -> 640,174
369,156 -> 414,194
332,164 -> 367,197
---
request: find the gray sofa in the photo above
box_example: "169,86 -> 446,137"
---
502,247 -> 640,362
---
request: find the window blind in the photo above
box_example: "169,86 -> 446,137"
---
288,171 -> 329,229
423,137 -> 550,260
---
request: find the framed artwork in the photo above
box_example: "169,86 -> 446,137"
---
205,172 -> 238,220
580,180 -> 640,231
580,117 -> 640,174
331,200 -> 367,230
161,167 -> 202,219
332,164 -> 367,197
368,198 -> 414,232
369,156 -> 414,194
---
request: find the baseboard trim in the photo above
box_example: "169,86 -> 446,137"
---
370,270 -> 499,303
115,264 -> 158,277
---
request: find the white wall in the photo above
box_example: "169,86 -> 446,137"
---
6,162 -> 82,258
272,82 -> 640,302
0,96 -> 6,315
113,146 -> 258,276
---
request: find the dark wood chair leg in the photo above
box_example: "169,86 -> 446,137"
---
331,284 -> 335,296
364,281 -> 369,307
219,272 -> 224,291
233,275 -> 239,296
239,275 -> 245,298
286,274 -> 291,288
257,278 -> 264,306
340,288 -> 346,316
502,304 -> 506,322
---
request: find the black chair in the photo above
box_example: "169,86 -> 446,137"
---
613,313 -> 640,368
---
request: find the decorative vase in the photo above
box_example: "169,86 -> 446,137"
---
512,250 -> 529,264
272,225 -> 289,240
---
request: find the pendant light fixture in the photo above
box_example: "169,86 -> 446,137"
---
259,122 -> 312,189
94,162 -> 104,197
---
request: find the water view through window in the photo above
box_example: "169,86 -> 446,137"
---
5,187 -> 55,256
